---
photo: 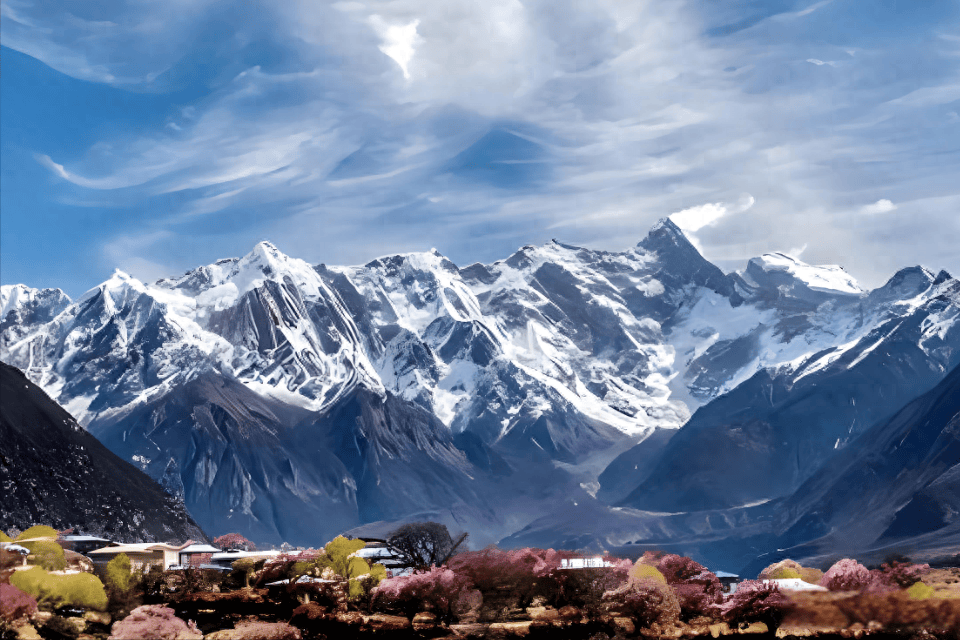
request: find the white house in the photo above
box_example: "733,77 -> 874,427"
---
763,578 -> 827,592
177,543 -> 221,567
560,557 -> 615,569
87,541 -> 196,571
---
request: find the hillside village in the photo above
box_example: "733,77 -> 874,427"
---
3,523 -> 960,640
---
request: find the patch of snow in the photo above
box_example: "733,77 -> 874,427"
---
748,253 -> 863,295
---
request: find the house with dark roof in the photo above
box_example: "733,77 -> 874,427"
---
714,570 -> 741,594
58,535 -> 116,555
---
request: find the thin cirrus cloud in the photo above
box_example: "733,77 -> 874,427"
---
1,0 -> 959,296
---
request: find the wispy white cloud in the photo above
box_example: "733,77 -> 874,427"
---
885,83 -> 960,108
772,0 -> 834,21
669,194 -> 755,257
6,0 -> 960,291
368,15 -> 422,80
859,199 -> 897,215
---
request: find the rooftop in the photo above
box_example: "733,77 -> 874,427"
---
88,541 -> 195,555
180,544 -> 220,554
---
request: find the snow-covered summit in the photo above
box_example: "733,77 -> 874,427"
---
1,284 -> 38,320
157,240 -> 322,300
1,284 -> 71,322
741,252 -> 863,296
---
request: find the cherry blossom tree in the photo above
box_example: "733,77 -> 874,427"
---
373,566 -> 478,622
212,533 -> 256,551
109,605 -> 202,640
820,559 -> 872,592
715,579 -> 792,633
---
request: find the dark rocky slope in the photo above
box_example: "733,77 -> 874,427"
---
0,361 -> 206,542
748,362 -> 960,571
87,373 -> 504,546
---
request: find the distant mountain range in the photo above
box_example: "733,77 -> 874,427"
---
2,219 -> 957,566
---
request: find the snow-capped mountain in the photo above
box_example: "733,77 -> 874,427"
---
1,284 -> 71,362
617,268 -> 960,513
3,220 -> 957,546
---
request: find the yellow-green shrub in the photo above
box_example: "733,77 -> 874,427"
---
347,557 -> 369,579
798,567 -> 824,585
628,562 -> 667,584
907,581 -> 935,600
106,553 -> 133,594
232,558 -> 257,588
15,526 -> 64,570
369,563 -> 387,584
16,526 -> 58,542
31,540 -> 66,571
10,567 -> 107,611
324,536 -> 365,578
10,568 -> 47,597
348,579 -> 365,600
769,567 -> 801,580
60,573 -> 108,610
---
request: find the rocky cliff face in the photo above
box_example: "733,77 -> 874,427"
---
0,361 -> 206,543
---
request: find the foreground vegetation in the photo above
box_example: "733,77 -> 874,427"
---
2,526 -> 959,639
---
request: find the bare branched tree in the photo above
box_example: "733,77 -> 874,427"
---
386,522 -> 468,572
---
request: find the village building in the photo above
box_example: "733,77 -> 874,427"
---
177,543 -> 221,567
763,578 -> 827,592
87,541 -> 197,571
559,557 -> 615,569
352,540 -> 411,577
208,549 -> 282,571
714,570 -> 741,594
58,535 -> 116,555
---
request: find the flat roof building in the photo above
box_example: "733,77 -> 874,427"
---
88,541 -> 196,571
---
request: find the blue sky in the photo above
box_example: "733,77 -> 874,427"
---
2,0 -> 959,297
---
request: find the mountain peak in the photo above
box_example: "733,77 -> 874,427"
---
874,265 -> 935,299
637,217 -> 698,253
1,284 -> 37,320
109,268 -> 137,281
934,269 -> 954,286
743,253 -> 862,297
236,240 -> 296,274
641,217 -> 690,246
0,285 -> 72,325
247,240 -> 285,262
